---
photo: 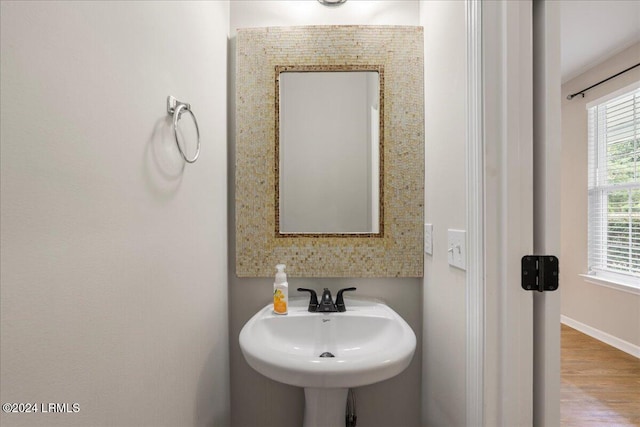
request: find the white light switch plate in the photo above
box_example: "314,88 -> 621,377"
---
447,229 -> 466,270
424,223 -> 433,255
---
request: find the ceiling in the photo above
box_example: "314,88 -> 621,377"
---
561,0 -> 640,83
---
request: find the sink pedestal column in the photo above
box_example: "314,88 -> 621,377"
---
303,387 -> 348,427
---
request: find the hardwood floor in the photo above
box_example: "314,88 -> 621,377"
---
561,324 -> 640,426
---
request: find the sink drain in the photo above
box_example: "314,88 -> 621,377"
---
319,352 -> 335,358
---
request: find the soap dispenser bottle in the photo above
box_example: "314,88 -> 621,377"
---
273,264 -> 288,315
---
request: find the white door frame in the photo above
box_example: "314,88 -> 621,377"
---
484,1 -> 535,424
465,0 -> 484,425
466,1 -> 561,425
532,1 -> 561,425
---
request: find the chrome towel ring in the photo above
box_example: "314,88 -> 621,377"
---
167,95 -> 200,163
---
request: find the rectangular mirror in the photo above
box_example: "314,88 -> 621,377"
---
277,67 -> 383,235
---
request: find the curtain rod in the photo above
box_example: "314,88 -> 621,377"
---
566,62 -> 640,100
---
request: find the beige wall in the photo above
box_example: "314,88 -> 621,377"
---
228,2 -> 423,427
0,2 -> 230,426
561,42 -> 640,347
420,1 -> 468,426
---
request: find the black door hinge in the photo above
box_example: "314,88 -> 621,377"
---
521,255 -> 559,292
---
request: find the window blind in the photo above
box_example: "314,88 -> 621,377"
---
588,87 -> 640,280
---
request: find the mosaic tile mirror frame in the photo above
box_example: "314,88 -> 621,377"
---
236,26 -> 424,277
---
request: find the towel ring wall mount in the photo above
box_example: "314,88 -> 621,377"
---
167,95 -> 200,163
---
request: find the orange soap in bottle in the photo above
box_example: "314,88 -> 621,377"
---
273,264 -> 288,315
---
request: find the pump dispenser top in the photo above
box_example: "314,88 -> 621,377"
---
275,264 -> 287,284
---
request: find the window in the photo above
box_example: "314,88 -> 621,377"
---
587,83 -> 640,289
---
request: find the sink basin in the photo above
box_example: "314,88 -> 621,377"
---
240,297 -> 416,425
240,296 -> 416,425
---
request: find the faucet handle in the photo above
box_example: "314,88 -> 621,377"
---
297,288 -> 319,312
335,287 -> 357,312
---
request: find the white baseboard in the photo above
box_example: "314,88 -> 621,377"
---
561,315 -> 640,359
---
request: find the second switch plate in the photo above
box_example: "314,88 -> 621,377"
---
447,229 -> 466,270
424,223 -> 433,255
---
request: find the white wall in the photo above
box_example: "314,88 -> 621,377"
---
228,2 -> 422,427
420,1 -> 468,426
561,42 -> 640,348
0,2 -> 230,426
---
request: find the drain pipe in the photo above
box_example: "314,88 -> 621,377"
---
345,388 -> 357,426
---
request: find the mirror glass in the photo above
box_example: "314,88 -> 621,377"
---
277,70 -> 381,235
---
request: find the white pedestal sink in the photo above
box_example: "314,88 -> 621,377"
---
239,297 -> 416,427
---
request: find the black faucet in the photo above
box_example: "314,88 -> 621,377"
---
297,287 -> 357,312
318,288 -> 338,312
